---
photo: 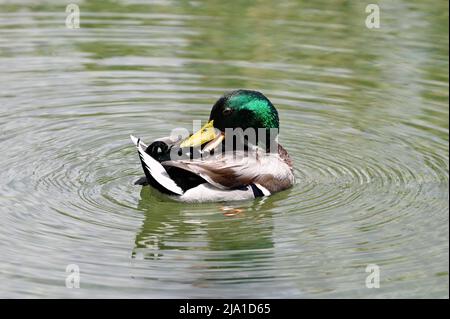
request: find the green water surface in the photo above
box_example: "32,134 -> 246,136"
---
0,0 -> 448,298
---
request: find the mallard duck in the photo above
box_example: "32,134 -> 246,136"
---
131,89 -> 294,202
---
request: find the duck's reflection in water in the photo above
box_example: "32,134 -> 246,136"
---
133,186 -> 280,257
130,186 -> 294,294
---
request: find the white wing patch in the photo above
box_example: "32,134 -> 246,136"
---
131,135 -> 184,195
254,183 -> 271,196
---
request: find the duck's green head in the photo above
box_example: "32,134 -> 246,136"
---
209,90 -> 279,131
180,90 -> 279,148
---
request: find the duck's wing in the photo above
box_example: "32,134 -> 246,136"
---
161,149 -> 292,194
131,135 -> 184,195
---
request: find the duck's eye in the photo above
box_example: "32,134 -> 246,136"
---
222,108 -> 232,116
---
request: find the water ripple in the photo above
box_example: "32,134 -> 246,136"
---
0,0 -> 448,298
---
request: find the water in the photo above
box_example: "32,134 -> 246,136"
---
0,0 -> 448,298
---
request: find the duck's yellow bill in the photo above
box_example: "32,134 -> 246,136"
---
180,120 -> 217,148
